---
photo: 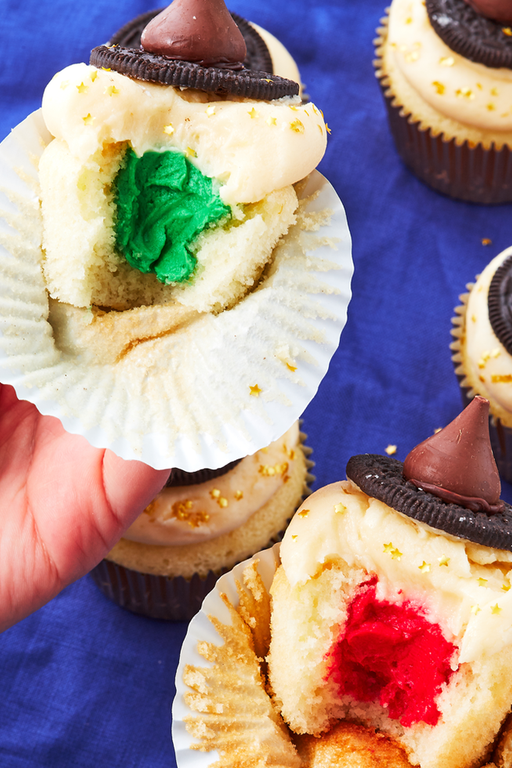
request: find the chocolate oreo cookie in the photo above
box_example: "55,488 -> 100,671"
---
489,254 -> 512,354
426,0 -> 512,69
346,454 -> 512,550
90,44 -> 298,98
109,9 -> 274,74
165,458 -> 242,488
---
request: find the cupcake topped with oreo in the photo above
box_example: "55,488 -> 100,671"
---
375,0 -> 512,202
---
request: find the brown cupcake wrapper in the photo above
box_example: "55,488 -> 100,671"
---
374,15 -> 512,204
451,293 -> 512,482
89,431 -> 315,621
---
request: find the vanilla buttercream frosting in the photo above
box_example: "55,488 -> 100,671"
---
41,63 -> 326,206
459,246 -> 512,421
280,480 -> 512,663
387,0 -> 512,132
124,422 -> 300,546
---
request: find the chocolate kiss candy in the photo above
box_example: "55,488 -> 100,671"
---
464,0 -> 512,23
141,0 -> 247,66
403,396 -> 503,513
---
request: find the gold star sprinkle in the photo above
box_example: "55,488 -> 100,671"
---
206,105 -> 216,117
385,445 -> 397,456
503,27 -> 512,36
250,385 -> 262,397
210,489 -> 221,499
478,577 -> 488,587
248,107 -> 259,119
432,80 -> 445,95
218,497 -> 228,508
482,238 -> 492,245
491,87 -> 499,96
292,534 -> 298,541
163,124 -> 175,135
471,604 -> 481,615
234,490 -> 243,500
502,583 -> 511,592
186,147 -> 197,158
77,82 -> 89,93
439,56 -> 455,66
105,85 -> 120,96
438,556 -> 450,567
266,116 -> 277,126
383,543 -> 402,560
487,103 -> 496,111
82,113 -> 94,125
298,508 -> 310,518
334,503 -> 346,514
418,561 -> 431,573
491,604 -> 502,614
90,70 -> 98,82
290,119 -> 305,133
383,542 -> 395,555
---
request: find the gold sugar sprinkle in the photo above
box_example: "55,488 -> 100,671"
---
210,488 -> 221,499
234,490 -> 244,500
325,123 -> 332,134
105,85 -> 120,96
491,349 -> 501,358
290,119 -> 305,133
487,103 -> 496,111
438,556 -> 450,567
405,16 -> 413,24
286,361 -> 297,372
218,497 -> 228,508
76,82 -> 89,93
250,384 -> 262,397
502,583 -> 511,592
101,67 -> 112,72
266,116 -> 277,126
439,56 -> 454,67
491,604 -> 502,615
206,105 -> 216,117
82,113 -> 94,125
317,124 -> 323,134
171,499 -> 210,528
479,375 -> 486,383
481,238 -> 492,245
405,50 -> 420,62
476,82 -> 483,90
385,444 -> 397,455
503,27 -> 512,36
334,503 -> 346,514
163,124 -> 175,135
432,80 -> 445,95
471,604 -> 481,615
298,508 -> 310,518
491,87 -> 499,96
186,147 -> 197,157
492,374 -> 512,383
292,534 -> 298,541
259,462 -> 289,478
418,561 -> 431,573
456,87 -> 475,100
471,314 -> 477,322
478,577 -> 488,587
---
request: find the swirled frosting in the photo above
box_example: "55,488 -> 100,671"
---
123,421 -> 300,546
388,0 -> 512,131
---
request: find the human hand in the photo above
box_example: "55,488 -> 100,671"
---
0,383 -> 170,632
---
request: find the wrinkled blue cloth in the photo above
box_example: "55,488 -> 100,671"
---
1,0 -> 512,766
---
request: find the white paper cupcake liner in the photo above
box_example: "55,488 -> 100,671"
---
172,544 -> 281,767
0,111 -> 352,471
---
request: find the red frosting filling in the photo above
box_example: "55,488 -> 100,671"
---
325,577 -> 457,727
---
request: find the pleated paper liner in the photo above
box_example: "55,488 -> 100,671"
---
451,289 -> 512,482
89,435 -> 314,621
374,13 -> 512,204
0,111 -> 352,472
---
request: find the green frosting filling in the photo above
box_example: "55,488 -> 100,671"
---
114,148 -> 231,283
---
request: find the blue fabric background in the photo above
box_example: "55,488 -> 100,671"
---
1,0 -> 512,765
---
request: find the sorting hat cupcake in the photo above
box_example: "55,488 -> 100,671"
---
451,245 -> 512,480
0,0 -> 352,472
374,0 -> 512,203
178,398 -> 512,768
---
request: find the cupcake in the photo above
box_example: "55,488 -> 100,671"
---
179,398 -> 512,768
451,244 -> 512,479
0,0 -> 352,473
374,0 -> 512,203
90,421 -> 313,620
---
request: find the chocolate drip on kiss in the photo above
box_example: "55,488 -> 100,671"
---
403,396 -> 504,515
141,0 -> 247,68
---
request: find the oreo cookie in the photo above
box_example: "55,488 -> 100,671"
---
165,458 -> 242,488
426,0 -> 512,69
109,9 -> 274,74
90,44 -> 298,99
489,254 -> 512,354
346,453 -> 512,550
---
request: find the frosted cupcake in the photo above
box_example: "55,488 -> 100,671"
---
91,421 -> 313,620
179,399 -> 512,768
451,244 -> 512,479
374,0 -> 512,202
